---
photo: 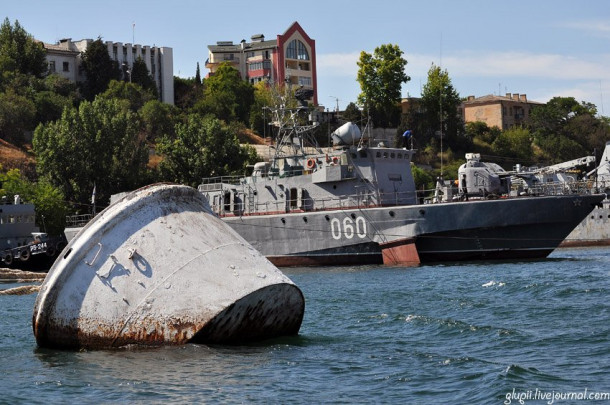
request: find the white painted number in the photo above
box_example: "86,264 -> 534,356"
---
356,216 -> 367,238
330,218 -> 342,240
331,216 -> 367,240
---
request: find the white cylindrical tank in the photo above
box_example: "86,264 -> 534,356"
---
331,122 -> 361,145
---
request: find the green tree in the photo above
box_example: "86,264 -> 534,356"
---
249,81 -> 276,135
0,89 -> 36,143
157,114 -> 258,187
130,57 -> 158,97
195,62 -> 201,86
464,121 -> 501,154
529,96 -> 609,161
173,76 -> 201,110
33,97 -> 149,207
342,102 -> 363,125
0,167 -> 67,235
420,63 -> 463,151
99,80 -> 156,112
411,163 -> 434,192
492,127 -> 532,161
0,18 -> 47,84
140,99 -> 179,142
195,62 -> 254,123
80,37 -> 120,100
356,44 -> 409,127
33,89 -> 72,125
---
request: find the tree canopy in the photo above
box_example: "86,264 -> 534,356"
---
420,63 -> 463,148
529,96 -> 610,162
0,166 -> 67,235
194,62 -> 254,124
80,37 -> 120,100
356,44 -> 409,127
33,97 -> 149,209
0,18 -> 47,84
130,56 -> 158,97
157,114 -> 258,187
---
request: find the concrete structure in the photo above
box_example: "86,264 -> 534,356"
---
43,38 -> 174,105
206,21 -> 317,105
461,93 -> 543,130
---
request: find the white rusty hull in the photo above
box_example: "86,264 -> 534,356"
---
561,198 -> 610,247
33,184 -> 304,349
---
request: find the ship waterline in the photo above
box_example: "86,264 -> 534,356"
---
219,193 -> 604,266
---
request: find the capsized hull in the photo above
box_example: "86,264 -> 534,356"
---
223,193 -> 605,266
33,184 -> 304,350
560,197 -> 610,247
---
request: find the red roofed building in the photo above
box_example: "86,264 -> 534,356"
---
206,22 -> 317,105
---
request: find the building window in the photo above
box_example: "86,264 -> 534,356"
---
63,62 -> 69,72
298,76 -> 311,86
48,61 -> 56,73
248,60 -> 271,71
286,39 -> 309,60
297,41 -> 309,60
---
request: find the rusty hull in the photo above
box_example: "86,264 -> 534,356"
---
32,184 -> 304,349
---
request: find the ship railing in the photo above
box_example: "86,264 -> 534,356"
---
519,180 -> 597,196
65,213 -> 93,227
198,176 -> 244,192
209,180 -> 602,216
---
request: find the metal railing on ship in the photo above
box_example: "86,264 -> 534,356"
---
204,179 -> 601,217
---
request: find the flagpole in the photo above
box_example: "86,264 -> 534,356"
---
92,183 -> 96,216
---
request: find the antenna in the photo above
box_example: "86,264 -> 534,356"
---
600,80 -> 605,117
439,33 -> 443,178
132,22 -> 135,44
329,96 -> 339,112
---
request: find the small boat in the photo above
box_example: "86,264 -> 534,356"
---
0,195 -> 64,268
33,184 -> 305,349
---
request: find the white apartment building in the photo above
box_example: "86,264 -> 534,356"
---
44,38 -> 174,105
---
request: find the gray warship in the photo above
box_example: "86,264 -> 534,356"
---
478,141 -> 610,247
198,104 -> 605,266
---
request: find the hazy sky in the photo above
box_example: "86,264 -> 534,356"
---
5,0 -> 610,112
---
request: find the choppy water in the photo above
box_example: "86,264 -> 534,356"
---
1,247 -> 609,404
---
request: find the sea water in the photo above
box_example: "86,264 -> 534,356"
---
1,247 -> 609,404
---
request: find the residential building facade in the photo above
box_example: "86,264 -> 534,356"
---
206,21 -> 317,105
461,93 -> 542,129
43,38 -> 174,105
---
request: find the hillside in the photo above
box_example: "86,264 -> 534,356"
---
0,140 -> 36,178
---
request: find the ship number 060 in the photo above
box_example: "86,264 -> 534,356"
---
330,216 -> 367,240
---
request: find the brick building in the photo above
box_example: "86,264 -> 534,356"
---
461,93 -> 543,129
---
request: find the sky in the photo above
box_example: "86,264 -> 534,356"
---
4,0 -> 610,112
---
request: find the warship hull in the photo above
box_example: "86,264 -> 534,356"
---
222,193 -> 605,266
